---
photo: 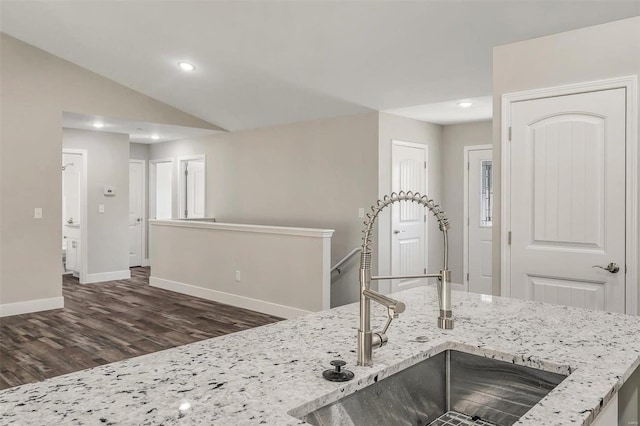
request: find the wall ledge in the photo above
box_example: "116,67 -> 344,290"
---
149,277 -> 311,319
0,296 -> 64,317
150,219 -> 335,238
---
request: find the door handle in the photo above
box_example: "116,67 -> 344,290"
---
393,230 -> 405,235
592,262 -> 620,273
136,218 -> 142,223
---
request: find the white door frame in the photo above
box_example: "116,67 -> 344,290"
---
62,148 -> 88,284
463,144 -> 493,294
149,158 -> 174,219
129,159 -> 147,265
178,154 -> 206,219
390,140 -> 429,291
501,75 -> 638,315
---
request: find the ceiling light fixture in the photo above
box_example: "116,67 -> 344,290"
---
92,121 -> 105,128
457,101 -> 473,108
178,61 -> 196,72
151,134 -> 160,140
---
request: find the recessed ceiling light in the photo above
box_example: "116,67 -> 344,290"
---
457,101 -> 473,108
151,134 -> 160,140
92,121 -> 105,128
178,61 -> 196,72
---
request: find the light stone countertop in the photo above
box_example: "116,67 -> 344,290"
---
1,286 -> 639,425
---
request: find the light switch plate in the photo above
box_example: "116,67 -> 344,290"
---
98,204 -> 105,213
34,208 -> 43,219
358,208 -> 365,218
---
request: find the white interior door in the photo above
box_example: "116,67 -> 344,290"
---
468,148 -> 493,295
509,88 -> 626,313
185,160 -> 205,218
391,141 -> 427,292
129,161 -> 143,267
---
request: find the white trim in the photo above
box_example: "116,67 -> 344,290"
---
141,258 -> 150,267
129,159 -> 147,266
149,277 -> 311,319
150,219 -> 335,238
177,154 -> 206,219
149,158 -> 174,219
463,144 -> 493,294
62,148 -> 88,284
388,139 -> 429,294
501,75 -> 638,315
0,297 -> 64,317
84,270 -> 131,284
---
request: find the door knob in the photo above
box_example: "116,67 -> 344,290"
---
393,230 -> 406,234
592,262 -> 620,273
136,218 -> 142,222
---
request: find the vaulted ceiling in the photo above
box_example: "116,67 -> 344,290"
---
2,1 -> 638,130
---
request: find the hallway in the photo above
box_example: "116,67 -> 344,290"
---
0,267 -> 282,389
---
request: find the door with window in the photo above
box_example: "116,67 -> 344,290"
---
467,148 -> 493,295
508,88 -> 626,313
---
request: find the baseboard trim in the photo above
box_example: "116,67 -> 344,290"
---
0,296 -> 65,317
149,277 -> 311,319
84,270 -> 131,284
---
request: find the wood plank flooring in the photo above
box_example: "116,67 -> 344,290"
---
0,267 -> 282,389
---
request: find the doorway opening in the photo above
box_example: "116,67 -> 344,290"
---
62,149 -> 87,283
129,160 -> 145,267
178,155 -> 206,219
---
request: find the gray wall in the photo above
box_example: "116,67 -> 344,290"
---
442,121 -> 492,285
130,143 -> 150,161
63,129 -> 130,276
0,34 -> 216,306
149,112 -> 380,307
492,16 -> 640,303
377,112 -> 444,294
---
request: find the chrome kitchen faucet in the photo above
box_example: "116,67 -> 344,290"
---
357,191 -> 452,366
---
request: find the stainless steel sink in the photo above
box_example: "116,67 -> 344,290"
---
297,350 -> 568,426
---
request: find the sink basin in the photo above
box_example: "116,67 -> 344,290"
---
296,350 -> 568,426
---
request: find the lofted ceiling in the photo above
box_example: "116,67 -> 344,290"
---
2,1 -> 639,131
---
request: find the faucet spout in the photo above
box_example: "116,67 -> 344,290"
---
357,191 -> 453,367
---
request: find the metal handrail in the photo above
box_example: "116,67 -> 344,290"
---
331,247 -> 361,275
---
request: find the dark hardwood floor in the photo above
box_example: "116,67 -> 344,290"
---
0,267 -> 282,390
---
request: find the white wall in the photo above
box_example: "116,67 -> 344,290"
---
492,17 -> 640,303
154,163 -> 173,219
442,121 -> 493,285
63,129 -> 130,279
378,112 -> 444,294
149,112 -> 380,307
0,34 -> 219,308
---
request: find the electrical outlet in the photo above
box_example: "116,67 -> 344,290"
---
358,207 -> 365,218
34,208 -> 43,219
235,270 -> 241,282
